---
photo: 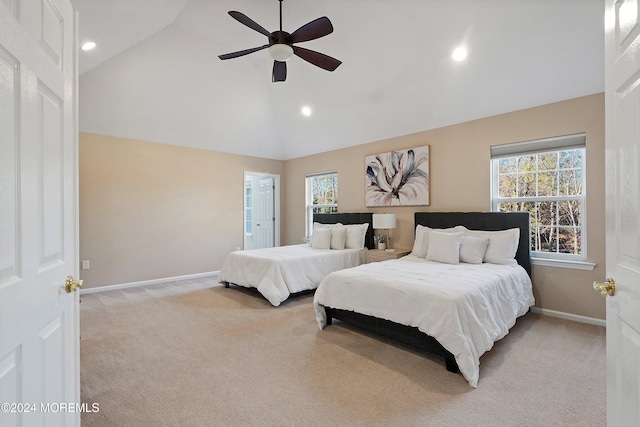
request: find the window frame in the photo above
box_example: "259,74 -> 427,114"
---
305,171 -> 338,238
490,134 -> 590,266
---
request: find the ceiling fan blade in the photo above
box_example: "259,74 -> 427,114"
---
272,61 -> 287,82
291,17 -> 334,43
219,45 -> 269,60
228,11 -> 272,37
293,46 -> 342,72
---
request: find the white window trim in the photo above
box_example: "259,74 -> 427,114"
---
490,134 -> 589,267
531,257 -> 596,270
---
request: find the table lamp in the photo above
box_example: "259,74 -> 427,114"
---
372,213 -> 396,251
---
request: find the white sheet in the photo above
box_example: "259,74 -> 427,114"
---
313,254 -> 534,387
219,244 -> 365,306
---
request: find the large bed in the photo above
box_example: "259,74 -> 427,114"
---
219,213 -> 374,306
313,211 -> 534,387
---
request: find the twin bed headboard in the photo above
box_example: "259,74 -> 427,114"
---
313,213 -> 375,250
414,212 -> 532,277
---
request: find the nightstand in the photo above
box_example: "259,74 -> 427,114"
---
366,249 -> 411,263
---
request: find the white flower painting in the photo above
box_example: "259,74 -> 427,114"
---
365,145 -> 430,207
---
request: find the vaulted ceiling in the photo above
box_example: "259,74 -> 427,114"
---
73,0 -> 604,160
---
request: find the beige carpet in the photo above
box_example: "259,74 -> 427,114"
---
80,278 -> 606,426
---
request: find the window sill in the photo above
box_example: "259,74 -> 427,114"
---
531,257 -> 596,271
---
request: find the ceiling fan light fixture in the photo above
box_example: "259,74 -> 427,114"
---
269,44 -> 293,61
452,47 -> 467,62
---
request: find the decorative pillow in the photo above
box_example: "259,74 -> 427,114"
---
330,226 -> 347,250
411,225 -> 465,258
459,236 -> 490,264
425,231 -> 464,264
310,222 -> 341,247
311,227 -> 332,249
463,228 -> 520,265
345,223 -> 369,249
410,225 -> 429,257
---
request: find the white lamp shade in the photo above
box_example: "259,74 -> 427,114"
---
269,44 -> 293,61
372,213 -> 396,229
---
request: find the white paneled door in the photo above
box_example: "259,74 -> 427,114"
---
605,0 -> 640,426
244,173 -> 279,250
257,177 -> 275,249
0,1 -> 80,426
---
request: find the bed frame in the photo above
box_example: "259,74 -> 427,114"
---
324,211 -> 531,374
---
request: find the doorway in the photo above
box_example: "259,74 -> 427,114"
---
244,172 -> 280,250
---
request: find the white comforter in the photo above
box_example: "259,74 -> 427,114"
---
313,255 -> 534,387
219,244 -> 365,306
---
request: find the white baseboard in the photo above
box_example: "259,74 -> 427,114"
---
79,271 -> 220,295
530,307 -> 605,327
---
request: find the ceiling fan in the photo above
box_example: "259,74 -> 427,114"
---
218,0 -> 342,82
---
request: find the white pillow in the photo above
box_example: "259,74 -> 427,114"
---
411,225 -> 429,257
345,223 -> 369,249
311,227 -> 332,249
411,225 -> 465,258
425,231 -> 463,264
330,226 -> 347,250
459,236 -> 490,264
463,228 -> 520,265
310,222 -> 341,247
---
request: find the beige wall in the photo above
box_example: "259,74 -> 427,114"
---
79,133 -> 284,288
284,93 -> 606,320
80,94 -> 605,319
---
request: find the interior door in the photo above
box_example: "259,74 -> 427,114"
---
244,173 -> 279,250
604,0 -> 640,425
0,1 -> 80,426
256,177 -> 275,248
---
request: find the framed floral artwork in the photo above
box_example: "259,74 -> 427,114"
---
365,145 -> 430,207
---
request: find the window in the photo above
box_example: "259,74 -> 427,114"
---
244,179 -> 252,236
306,172 -> 338,237
491,133 -> 586,262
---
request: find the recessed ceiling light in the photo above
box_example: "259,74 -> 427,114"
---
81,41 -> 96,51
452,47 -> 467,62
301,106 -> 312,116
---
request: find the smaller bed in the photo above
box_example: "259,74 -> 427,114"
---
314,212 -> 534,387
219,213 -> 374,306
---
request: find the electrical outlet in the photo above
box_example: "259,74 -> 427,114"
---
81,260 -> 90,270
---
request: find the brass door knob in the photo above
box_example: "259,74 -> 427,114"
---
65,276 -> 83,293
593,278 -> 615,297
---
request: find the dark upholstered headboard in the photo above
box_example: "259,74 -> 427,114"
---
313,212 -> 375,250
414,212 -> 531,277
